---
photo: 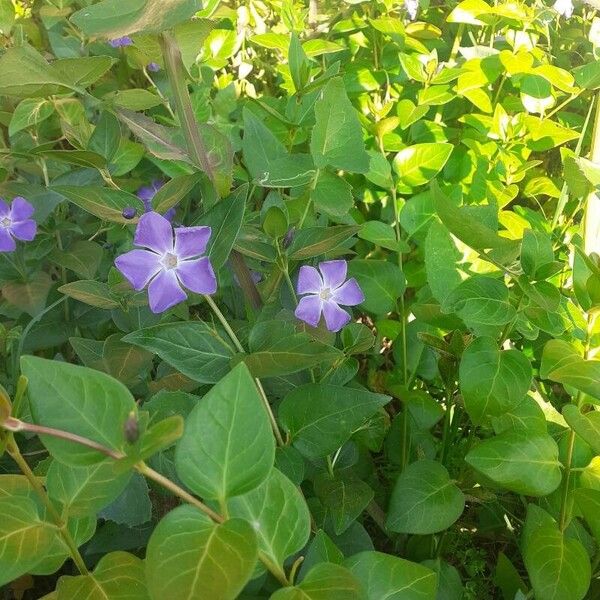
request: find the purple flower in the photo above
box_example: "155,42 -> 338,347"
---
295,260 -> 364,332
109,36 -> 133,48
0,197 -> 36,253
147,62 -> 161,72
137,180 -> 165,213
115,212 -> 217,313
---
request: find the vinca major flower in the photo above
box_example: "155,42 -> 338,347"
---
295,260 -> 364,332
554,0 -> 574,17
0,197 -> 36,252
405,0 -> 419,20
109,36 -> 133,48
137,179 -> 176,222
115,212 -> 217,313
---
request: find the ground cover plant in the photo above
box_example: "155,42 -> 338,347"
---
0,0 -> 600,598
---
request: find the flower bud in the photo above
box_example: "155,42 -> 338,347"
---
122,206 -> 137,220
282,227 -> 295,249
123,411 -> 139,444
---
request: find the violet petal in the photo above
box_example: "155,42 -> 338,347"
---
134,212 -> 174,254
0,199 -> 8,217
174,226 -> 211,259
294,295 -> 322,327
176,256 -> 217,295
10,219 -> 36,242
322,300 -> 351,332
0,228 -> 15,252
332,278 -> 364,306
319,260 -> 347,290
115,249 -> 162,291
297,265 -> 323,295
147,269 -> 187,313
10,197 -> 34,221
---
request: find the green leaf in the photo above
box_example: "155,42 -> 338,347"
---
228,468 -> 310,570
311,171 -> 354,217
2,272 -> 53,317
0,497 -> 55,587
359,221 -> 409,253
574,488 -> 600,543
524,526 -> 590,600
99,473 -> 151,527
443,276 -> 515,333
59,281 -> 121,309
466,432 -> 561,496
49,241 -> 103,279
393,143 -> 453,187
314,474 -> 374,535
541,340 -> 600,402
53,186 -> 145,224
459,337 -> 532,424
271,563 -> 363,600
53,56 -> 116,88
112,89 -> 163,111
0,45 -> 73,98
70,0 -> 202,38
386,460 -> 464,535
521,229 -> 554,279
175,363 -> 275,501
424,221 -> 462,304
310,77 -> 369,173
241,334 -> 342,377
46,460 -> 132,517
9,98 -> 54,136
345,551 -> 438,600
88,111 -> 121,161
432,182 -> 519,260
123,322 -> 234,384
562,405 -> 600,454
279,383 -> 390,459
116,108 -> 191,164
21,356 -> 138,465
194,185 -> 247,268
348,260 -> 405,314
288,226 -> 360,260
56,551 -> 148,600
145,506 -> 257,600
151,173 -> 202,214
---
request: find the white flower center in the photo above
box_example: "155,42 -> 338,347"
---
319,287 -> 332,301
0,217 -> 11,228
162,252 -> 178,270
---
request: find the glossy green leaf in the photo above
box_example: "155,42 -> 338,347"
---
56,551 -> 148,600
59,281 -> 121,309
175,363 -> 275,501
123,322 -> 234,384
541,340 -> 600,402
21,356 -> 138,465
524,526 -> 590,600
393,143 -> 453,187
345,551 -> 438,600
145,506 -> 257,600
466,432 -> 561,496
386,460 -> 464,534
271,563 -> 363,600
9,98 -> 54,136
288,225 -> 360,260
0,497 -> 55,586
279,383 -> 390,458
562,404 -> 600,454
228,468 -> 310,570
310,77 -> 369,173
460,337 -> 532,424
348,260 -> 405,314
424,221 -> 462,304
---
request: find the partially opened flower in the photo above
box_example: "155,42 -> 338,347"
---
553,0 -> 574,17
0,197 -> 36,253
147,62 -> 161,72
295,260 -> 364,332
109,36 -> 133,48
137,180 -> 164,212
115,212 -> 217,313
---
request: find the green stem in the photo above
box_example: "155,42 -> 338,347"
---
6,437 -> 89,575
203,295 -> 285,446
159,32 -> 216,184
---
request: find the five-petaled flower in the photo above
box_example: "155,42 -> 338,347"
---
0,197 -> 36,253
295,260 -> 364,332
553,0 -> 574,18
109,36 -> 133,48
115,212 -> 217,313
